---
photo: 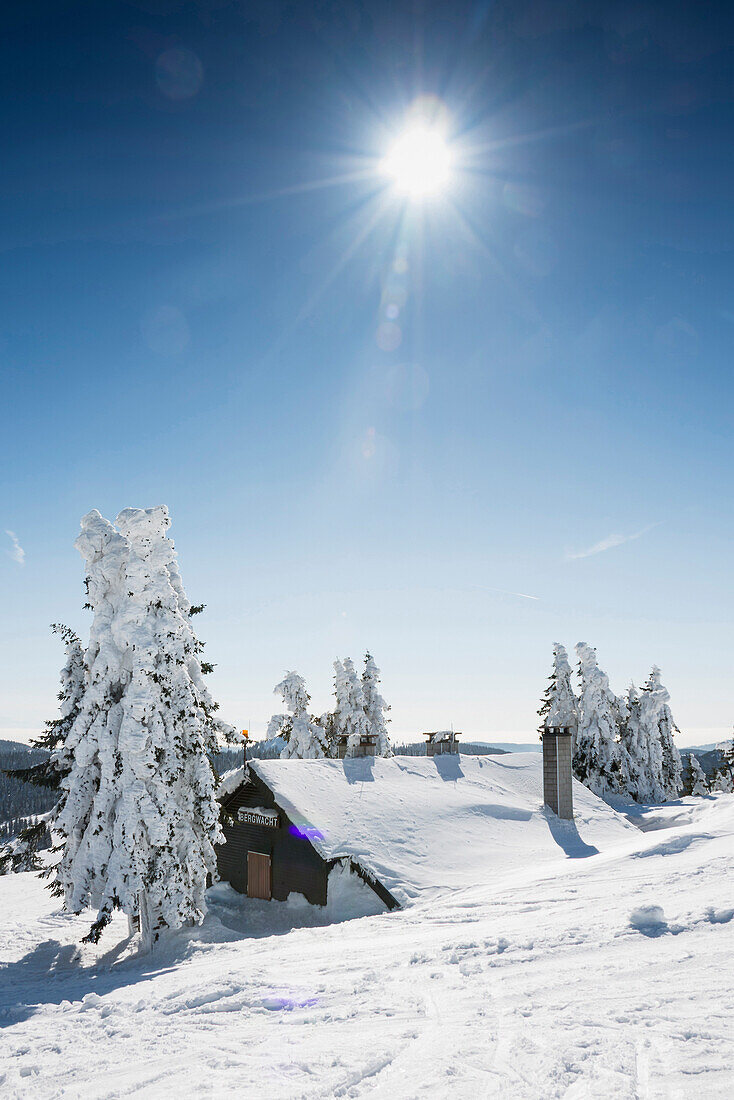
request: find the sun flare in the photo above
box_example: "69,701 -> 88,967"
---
380,124 -> 452,199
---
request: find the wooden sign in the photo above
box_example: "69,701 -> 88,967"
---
238,807 -> 279,829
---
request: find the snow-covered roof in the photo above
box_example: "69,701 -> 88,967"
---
247,754 -> 636,907
217,766 -> 246,799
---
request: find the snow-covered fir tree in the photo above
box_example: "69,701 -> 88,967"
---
724,739 -> 734,781
712,768 -> 733,793
51,509 -> 128,925
712,740 -> 734,792
0,813 -> 53,876
273,671 -> 309,722
617,683 -> 648,800
285,710 -> 329,759
18,624 -> 86,791
271,671 -> 328,759
317,708 -> 338,758
318,659 -> 348,757
362,653 -> 392,756
333,657 -> 369,756
573,643 -> 624,796
537,644 -> 578,741
657,686 -> 683,799
690,755 -> 709,796
681,753 -> 709,796
54,506 -> 229,949
266,711 -> 289,742
637,667 -> 682,802
0,624 -> 86,876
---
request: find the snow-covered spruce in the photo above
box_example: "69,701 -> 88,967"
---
637,667 -> 682,802
34,624 -> 87,785
537,643 -> 578,740
712,741 -> 734,793
361,652 -> 392,756
53,507 -> 229,949
690,755 -> 709,796
332,657 -> 369,757
713,770 -> 733,793
318,660 -> 345,758
50,510 -> 128,927
317,708 -> 338,758
681,753 -> 709,796
286,713 -> 329,761
0,624 -> 86,877
270,672 -> 328,759
266,712 -> 288,741
0,814 -> 52,875
573,643 -> 624,797
617,683 -> 647,800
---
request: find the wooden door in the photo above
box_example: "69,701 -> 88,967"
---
247,851 -> 271,900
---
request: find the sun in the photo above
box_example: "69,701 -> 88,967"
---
380,124 -> 453,199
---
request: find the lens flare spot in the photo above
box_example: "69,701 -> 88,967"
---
155,48 -> 203,100
288,824 -> 324,842
376,321 -> 402,351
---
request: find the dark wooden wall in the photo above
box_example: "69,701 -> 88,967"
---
217,771 -> 331,905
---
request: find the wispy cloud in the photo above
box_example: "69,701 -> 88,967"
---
5,530 -> 25,566
566,524 -> 659,561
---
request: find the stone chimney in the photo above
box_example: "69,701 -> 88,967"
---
542,725 -> 574,820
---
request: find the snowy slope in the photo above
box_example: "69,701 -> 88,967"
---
248,753 -> 636,905
1,794 -> 733,1098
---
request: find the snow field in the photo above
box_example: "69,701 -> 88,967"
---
1,789 -> 733,1098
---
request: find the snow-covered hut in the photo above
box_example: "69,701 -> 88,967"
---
216,754 -> 635,912
424,729 -> 461,756
336,732 -> 378,758
217,761 -> 399,911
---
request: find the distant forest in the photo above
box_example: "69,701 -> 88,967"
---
0,745 -> 57,837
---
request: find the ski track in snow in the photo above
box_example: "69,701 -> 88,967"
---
1,795 -> 734,1099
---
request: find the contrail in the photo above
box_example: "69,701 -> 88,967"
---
472,585 -> 539,601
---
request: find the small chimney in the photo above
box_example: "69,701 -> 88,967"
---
542,725 -> 574,820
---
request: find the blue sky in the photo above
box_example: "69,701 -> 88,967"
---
2,1 -> 733,745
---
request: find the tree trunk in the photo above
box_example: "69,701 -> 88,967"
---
138,890 -> 153,953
